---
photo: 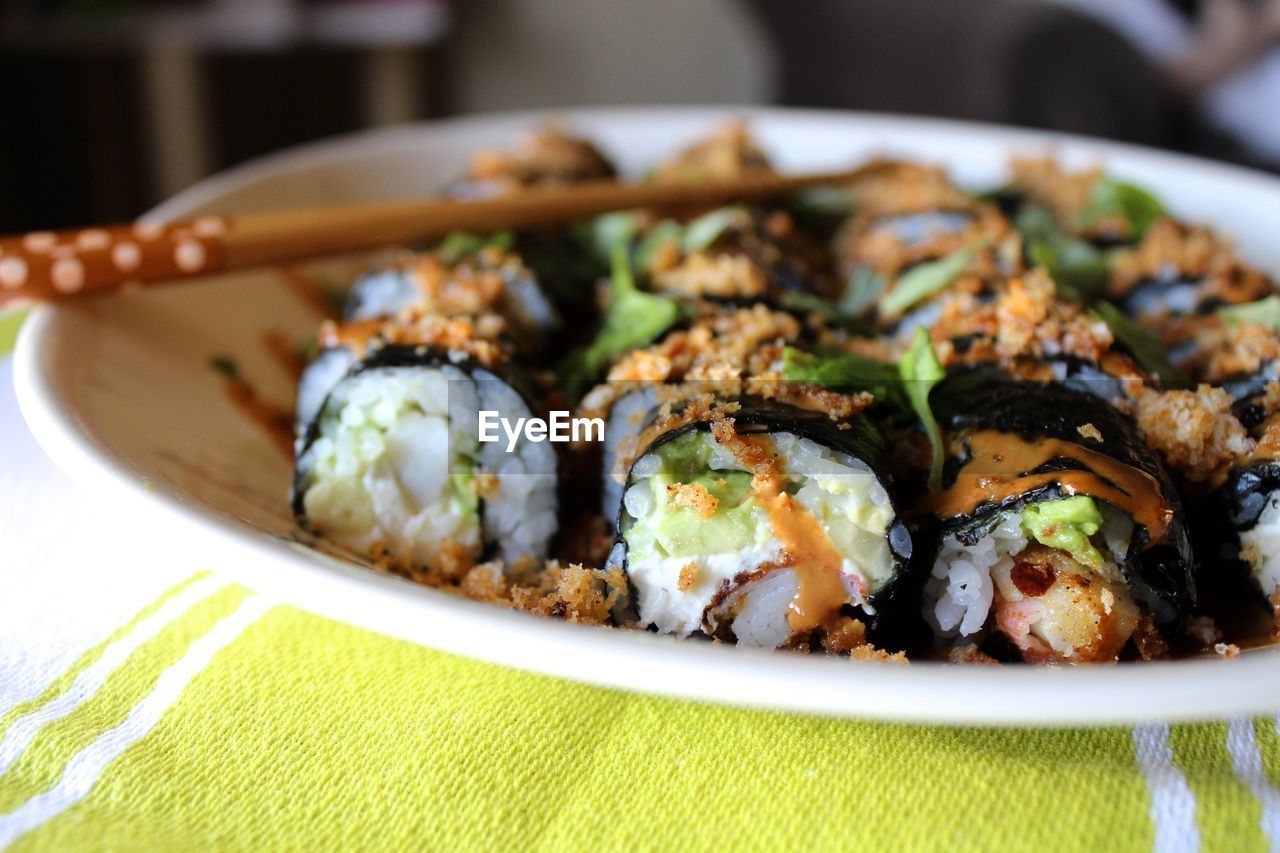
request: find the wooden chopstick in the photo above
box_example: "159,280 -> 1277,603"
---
0,168 -> 869,307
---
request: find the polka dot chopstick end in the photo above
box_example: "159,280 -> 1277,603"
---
0,218 -> 228,306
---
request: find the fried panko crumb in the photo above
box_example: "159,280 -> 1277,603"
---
1131,384 -> 1253,483
651,120 -> 775,184
947,644 -> 1001,665
1109,219 -> 1273,307
850,645 -> 909,664
653,252 -> 770,299
604,304 -> 802,386
668,482 -> 719,518
1133,614 -> 1171,661
466,125 -> 615,192
1077,423 -> 1103,442
1214,642 -> 1242,658
455,561 -> 628,626
677,562 -> 699,592
818,616 -> 908,663
1009,156 -> 1129,240
1185,614 -> 1222,648
1178,317 -> 1280,383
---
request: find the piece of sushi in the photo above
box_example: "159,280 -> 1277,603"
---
581,303 -> 812,525
605,397 -> 912,648
294,248 -> 555,439
833,161 -> 1021,331
1108,220 -> 1274,324
913,269 -> 1148,403
640,206 -> 837,304
1220,460 -> 1280,618
447,125 -> 617,200
343,248 -> 558,342
293,344 -> 558,575
920,367 -> 1194,663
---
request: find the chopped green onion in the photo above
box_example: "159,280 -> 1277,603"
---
209,355 -> 240,380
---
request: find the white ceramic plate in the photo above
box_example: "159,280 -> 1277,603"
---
16,107 -> 1280,726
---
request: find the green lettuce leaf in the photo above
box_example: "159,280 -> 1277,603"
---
777,291 -> 876,336
1089,302 -> 1188,387
839,266 -> 888,318
877,242 -> 983,317
780,346 -> 905,407
681,206 -> 748,254
1078,177 -> 1165,239
1219,295 -> 1280,331
559,244 -> 680,400
1016,205 -> 1110,302
436,230 -> 515,263
634,219 -> 684,271
898,328 -> 947,489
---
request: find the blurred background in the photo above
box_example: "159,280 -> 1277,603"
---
3,0 -> 1279,231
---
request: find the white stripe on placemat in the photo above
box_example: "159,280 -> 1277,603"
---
0,594 -> 272,848
1225,716 -> 1280,850
1134,722 -> 1200,853
0,574 -> 229,778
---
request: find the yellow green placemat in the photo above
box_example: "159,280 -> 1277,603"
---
1,574 -> 1277,851
0,310 -> 28,357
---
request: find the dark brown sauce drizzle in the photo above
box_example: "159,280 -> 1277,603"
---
222,379 -> 294,458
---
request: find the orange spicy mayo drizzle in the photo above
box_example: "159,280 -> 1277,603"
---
921,429 -> 1172,543
318,318 -> 385,354
709,418 -> 851,632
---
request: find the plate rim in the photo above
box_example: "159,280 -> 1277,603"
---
17,105 -> 1280,726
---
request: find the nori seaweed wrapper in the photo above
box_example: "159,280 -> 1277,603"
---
608,395 -> 914,619
929,366 -> 1195,623
1220,460 -> 1280,533
291,343 -> 530,520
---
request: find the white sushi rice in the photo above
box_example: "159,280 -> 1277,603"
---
296,363 -> 557,570
926,511 -> 1027,638
925,504 -> 1133,640
1240,491 -> 1280,602
619,430 -> 896,648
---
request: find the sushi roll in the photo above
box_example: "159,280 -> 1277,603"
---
921,367 -> 1194,662
581,303 -> 811,525
448,125 -> 617,200
294,247 -> 556,438
907,270 -> 1149,404
1108,220 -> 1274,324
650,120 -> 776,185
343,247 -> 558,344
1221,458 -> 1280,623
833,161 -> 1021,332
1005,157 -> 1157,248
638,206 -> 837,305
293,344 -> 558,576
605,396 -> 912,648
